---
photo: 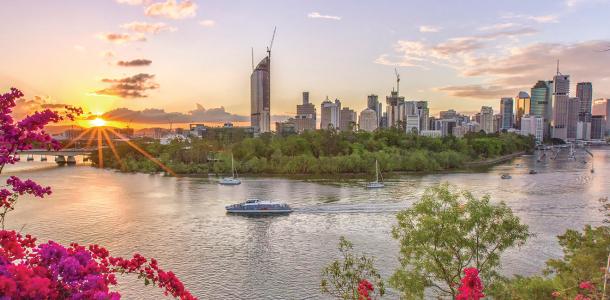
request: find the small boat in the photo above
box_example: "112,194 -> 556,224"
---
225,198 -> 293,214
529,170 -> 538,174
501,174 -> 512,179
219,155 -> 241,185
366,160 -> 384,189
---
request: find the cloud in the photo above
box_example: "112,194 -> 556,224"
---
95,73 -> 159,98
11,96 -> 70,119
501,13 -> 559,24
478,22 -> 517,31
375,27 -> 538,68
199,19 -> 216,27
437,85 -> 519,99
97,33 -> 146,43
115,0 -> 148,5
145,0 -> 197,19
102,105 -> 250,123
307,12 -> 341,20
121,21 -> 176,34
442,40 -> 610,99
117,59 -> 152,67
73,45 -> 86,52
419,25 -> 441,33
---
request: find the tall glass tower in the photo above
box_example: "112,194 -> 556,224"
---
250,56 -> 271,133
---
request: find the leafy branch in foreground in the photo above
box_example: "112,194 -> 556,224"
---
321,236 -> 385,299
390,182 -> 530,298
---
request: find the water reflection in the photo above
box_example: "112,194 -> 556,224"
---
1,148 -> 608,299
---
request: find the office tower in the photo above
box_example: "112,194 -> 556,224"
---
320,97 -> 341,129
359,108 -> 378,132
576,82 -> 593,115
590,115 -> 606,139
339,107 -> 357,131
428,116 -> 436,130
493,114 -> 502,133
480,106 -> 494,133
474,113 -> 481,124
520,115 -> 544,142
416,101 -> 429,131
500,97 -> 514,130
515,91 -> 530,130
592,98 -> 608,116
295,91 -> 316,131
567,97 -> 580,139
439,109 -> 457,120
530,80 -> 553,139
551,66 -> 570,140
367,94 -> 383,127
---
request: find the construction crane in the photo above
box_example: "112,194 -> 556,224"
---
267,26 -> 276,59
394,67 -> 400,95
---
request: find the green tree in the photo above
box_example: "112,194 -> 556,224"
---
321,237 -> 385,299
390,183 -> 530,298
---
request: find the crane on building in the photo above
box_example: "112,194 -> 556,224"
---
267,26 -> 276,59
395,67 -> 400,95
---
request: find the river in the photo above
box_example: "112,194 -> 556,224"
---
3,148 -> 608,299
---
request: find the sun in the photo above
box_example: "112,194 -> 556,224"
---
90,117 -> 107,127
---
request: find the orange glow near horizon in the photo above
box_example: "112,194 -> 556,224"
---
90,117 -> 107,127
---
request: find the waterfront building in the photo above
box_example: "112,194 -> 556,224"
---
500,97 -> 514,130
339,107 -> 357,131
320,97 -> 341,130
251,55 -> 271,133
567,97 -> 580,140
367,94 -> 383,127
480,106 -> 494,133
515,91 -> 530,130
359,108 -> 378,132
552,70 -> 570,141
576,121 -> 591,140
531,80 -> 553,138
591,115 -> 606,139
577,82 -> 593,115
295,91 -> 316,131
520,115 -> 544,142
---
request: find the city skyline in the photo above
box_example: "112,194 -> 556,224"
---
2,0 -> 610,127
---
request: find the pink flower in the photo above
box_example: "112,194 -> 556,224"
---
552,291 -> 561,297
579,281 -> 594,290
456,268 -> 485,300
357,279 -> 374,300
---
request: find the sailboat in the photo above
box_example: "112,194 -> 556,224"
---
366,160 -> 385,189
219,155 -> 241,185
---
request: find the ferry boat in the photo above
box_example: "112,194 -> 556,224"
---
501,173 -> 512,179
366,160 -> 385,189
225,198 -> 293,214
219,155 -> 241,185
529,169 -> 538,175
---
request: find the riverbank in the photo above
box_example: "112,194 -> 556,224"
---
463,151 -> 526,168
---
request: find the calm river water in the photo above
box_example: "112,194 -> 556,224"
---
3,148 -> 608,299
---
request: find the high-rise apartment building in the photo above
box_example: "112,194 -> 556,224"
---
294,91 -> 316,132
359,108 -> 378,132
367,95 -> 383,127
320,97 -> 341,130
480,106 -> 494,133
500,97 -> 514,130
515,91 -> 530,130
416,101 -> 430,131
591,115 -> 606,139
386,90 -> 405,128
567,97 -> 580,140
576,82 -> 593,115
520,115 -> 544,142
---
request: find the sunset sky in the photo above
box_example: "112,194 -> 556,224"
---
1,0 -> 610,127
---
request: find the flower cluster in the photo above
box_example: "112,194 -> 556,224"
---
0,230 -> 196,299
357,279 -> 374,300
456,268 -> 485,300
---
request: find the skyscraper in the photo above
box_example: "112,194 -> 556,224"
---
515,91 -> 530,130
530,80 -> 553,139
567,97 -> 580,140
339,107 -> 357,131
591,115 -> 606,139
386,89 -> 405,128
480,106 -> 494,133
520,115 -> 544,142
367,95 -> 382,127
250,56 -> 271,133
416,101 -> 430,131
320,97 -> 341,130
552,70 -> 570,141
500,97 -> 514,130
576,82 -> 593,115
295,91 -> 316,131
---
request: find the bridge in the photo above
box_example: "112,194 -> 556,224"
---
17,148 -> 100,165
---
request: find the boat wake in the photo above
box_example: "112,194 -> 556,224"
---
293,203 -> 405,214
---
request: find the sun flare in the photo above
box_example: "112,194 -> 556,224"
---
90,117 -> 107,127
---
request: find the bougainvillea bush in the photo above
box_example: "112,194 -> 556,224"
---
0,88 -> 196,299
